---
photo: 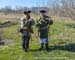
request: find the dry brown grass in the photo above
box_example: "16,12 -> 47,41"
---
52,16 -> 75,23
0,13 -> 23,22
0,12 -> 75,23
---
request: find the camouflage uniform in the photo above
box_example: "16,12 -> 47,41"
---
36,15 -> 53,50
20,16 -> 34,52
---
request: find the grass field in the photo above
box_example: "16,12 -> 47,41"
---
0,14 -> 75,60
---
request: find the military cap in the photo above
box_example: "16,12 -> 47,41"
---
24,10 -> 31,14
40,10 -> 47,13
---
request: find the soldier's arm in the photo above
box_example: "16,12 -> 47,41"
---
37,30 -> 39,37
18,18 -> 24,33
28,19 -> 35,33
35,20 -> 40,36
36,20 -> 40,27
20,18 -> 24,28
48,17 -> 53,25
31,19 -> 35,26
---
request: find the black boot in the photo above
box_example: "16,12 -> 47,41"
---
25,48 -> 28,52
45,43 -> 49,51
22,46 -> 28,52
39,43 -> 44,51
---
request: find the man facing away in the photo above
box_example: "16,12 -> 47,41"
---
36,10 -> 53,51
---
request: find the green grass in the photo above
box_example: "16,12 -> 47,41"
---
0,20 -> 75,60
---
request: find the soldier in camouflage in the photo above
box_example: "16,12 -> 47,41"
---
19,10 -> 34,52
36,10 -> 53,51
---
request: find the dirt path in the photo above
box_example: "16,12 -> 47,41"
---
0,28 -> 14,45
0,28 -> 5,45
0,22 -> 15,45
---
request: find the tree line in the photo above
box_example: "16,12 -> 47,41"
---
0,0 -> 75,20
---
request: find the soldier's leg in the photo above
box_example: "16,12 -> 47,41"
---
45,38 -> 49,51
45,43 -> 49,49
39,38 -> 44,50
40,43 -> 44,48
22,35 -> 28,52
26,36 -> 30,49
22,35 -> 26,50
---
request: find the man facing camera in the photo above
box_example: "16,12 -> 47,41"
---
36,10 -> 53,51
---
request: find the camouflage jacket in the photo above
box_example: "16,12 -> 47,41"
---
36,16 -> 53,38
20,17 -> 34,36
